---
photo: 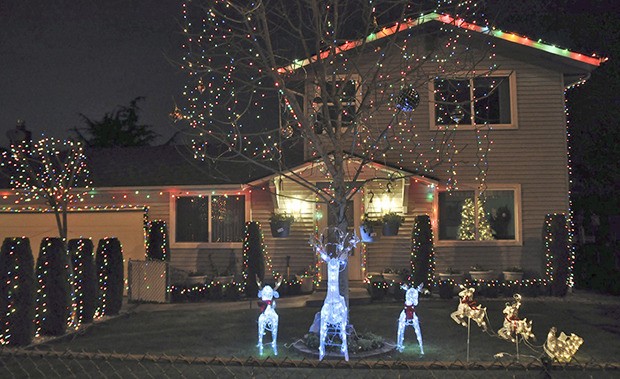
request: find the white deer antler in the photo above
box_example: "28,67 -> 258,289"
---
256,275 -> 263,289
274,276 -> 283,291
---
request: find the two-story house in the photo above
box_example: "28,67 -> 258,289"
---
0,13 -> 603,286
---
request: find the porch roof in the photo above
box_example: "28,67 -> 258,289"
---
85,145 -> 281,188
247,155 -> 438,187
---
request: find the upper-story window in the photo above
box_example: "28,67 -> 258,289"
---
432,72 -> 517,129
312,76 -> 360,133
174,194 -> 246,244
438,186 -> 519,243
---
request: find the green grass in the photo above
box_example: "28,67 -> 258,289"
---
43,297 -> 620,363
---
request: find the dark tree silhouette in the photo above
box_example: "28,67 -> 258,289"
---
73,97 -> 159,147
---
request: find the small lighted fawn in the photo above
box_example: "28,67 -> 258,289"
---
497,294 -> 534,343
310,229 -> 359,361
451,285 -> 488,331
396,283 -> 424,354
256,276 -> 282,356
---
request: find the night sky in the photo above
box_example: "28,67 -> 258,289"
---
1,1 -> 614,149
0,0 -> 184,147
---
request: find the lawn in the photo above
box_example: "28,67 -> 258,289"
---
43,294 -> 620,363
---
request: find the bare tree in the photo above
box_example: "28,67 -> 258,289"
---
1,139 -> 90,240
177,0 -> 496,303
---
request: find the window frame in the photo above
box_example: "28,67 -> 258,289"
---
311,74 -> 362,133
429,71 -> 518,130
170,191 -> 249,249
434,184 -> 522,247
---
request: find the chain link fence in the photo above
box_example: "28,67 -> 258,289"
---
2,349 -> 619,378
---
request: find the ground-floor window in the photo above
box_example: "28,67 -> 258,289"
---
438,187 -> 516,241
175,194 -> 245,243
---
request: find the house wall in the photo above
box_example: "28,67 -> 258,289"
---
303,43 -> 572,278
365,178 -> 435,274
0,209 -> 147,293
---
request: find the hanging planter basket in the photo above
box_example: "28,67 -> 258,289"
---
382,222 -> 400,236
360,224 -> 380,243
270,221 -> 291,238
269,212 -> 295,238
381,212 -> 405,237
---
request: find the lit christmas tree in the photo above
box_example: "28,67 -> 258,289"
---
1,138 -> 90,239
458,198 -> 494,240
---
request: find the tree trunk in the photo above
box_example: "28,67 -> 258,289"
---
331,172 -> 350,312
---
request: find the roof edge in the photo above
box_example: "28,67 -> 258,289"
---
277,12 -> 606,74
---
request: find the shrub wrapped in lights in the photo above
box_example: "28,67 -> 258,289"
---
0,237 -> 35,346
146,220 -> 170,261
242,221 -> 266,297
544,214 -> 569,297
34,237 -> 73,336
95,238 -> 124,316
68,238 -> 97,324
411,215 -> 434,289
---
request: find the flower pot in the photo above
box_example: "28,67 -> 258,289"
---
270,221 -> 291,238
214,275 -> 234,285
299,277 -> 314,294
360,225 -> 380,242
437,273 -> 464,284
438,281 -> 455,299
382,222 -> 400,236
382,273 -> 400,283
469,270 -> 496,281
186,275 -> 207,285
503,271 -> 524,281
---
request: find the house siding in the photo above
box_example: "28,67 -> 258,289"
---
303,48 -> 571,277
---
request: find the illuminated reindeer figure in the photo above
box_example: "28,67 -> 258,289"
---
497,294 -> 534,343
451,285 -> 488,331
396,283 -> 425,354
256,276 -> 282,355
310,228 -> 360,361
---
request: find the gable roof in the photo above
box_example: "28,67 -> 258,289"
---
85,145 -> 284,188
277,12 -> 606,75
248,154 -> 438,187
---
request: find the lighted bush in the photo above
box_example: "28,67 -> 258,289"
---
34,237 -> 72,336
146,220 -> 170,261
0,237 -> 35,346
243,221 -> 265,297
544,214 -> 569,297
96,238 -> 124,316
411,215 -> 434,289
68,238 -> 97,324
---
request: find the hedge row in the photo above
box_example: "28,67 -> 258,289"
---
0,237 -> 124,347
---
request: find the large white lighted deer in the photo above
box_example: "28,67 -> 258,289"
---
310,228 -> 360,361
396,283 -> 425,354
256,276 -> 282,356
